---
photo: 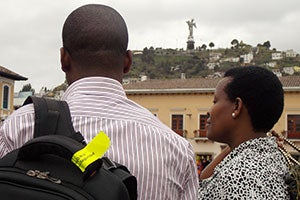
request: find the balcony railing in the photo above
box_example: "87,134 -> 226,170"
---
193,130 -> 208,140
174,130 -> 188,138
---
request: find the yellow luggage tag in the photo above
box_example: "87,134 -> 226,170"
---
71,131 -> 110,172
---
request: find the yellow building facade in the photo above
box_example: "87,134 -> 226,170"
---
0,65 -> 27,121
124,76 -> 300,175
0,77 -> 15,119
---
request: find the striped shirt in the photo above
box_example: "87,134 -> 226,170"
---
0,77 -> 198,200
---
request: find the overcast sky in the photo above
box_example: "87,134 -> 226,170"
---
1,0 -> 299,92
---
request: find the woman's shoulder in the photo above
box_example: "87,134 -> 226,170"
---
220,137 -> 289,175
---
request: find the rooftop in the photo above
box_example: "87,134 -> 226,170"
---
0,65 -> 27,81
124,76 -> 300,94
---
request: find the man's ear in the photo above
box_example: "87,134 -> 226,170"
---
60,47 -> 71,72
123,50 -> 132,74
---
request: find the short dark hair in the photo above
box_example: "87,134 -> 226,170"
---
224,66 -> 284,133
62,4 -> 128,67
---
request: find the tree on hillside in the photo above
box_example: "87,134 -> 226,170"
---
231,39 -> 239,49
52,81 -> 68,92
141,47 -> 154,64
20,83 -> 35,94
149,46 -> 155,52
263,41 -> 271,49
209,42 -> 215,49
239,40 -> 246,48
201,44 -> 207,51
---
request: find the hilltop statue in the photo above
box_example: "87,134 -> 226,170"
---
186,18 -> 196,50
186,18 -> 196,39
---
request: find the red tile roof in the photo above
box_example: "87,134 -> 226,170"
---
0,65 -> 27,81
124,78 -> 220,89
279,76 -> 300,88
124,76 -> 300,94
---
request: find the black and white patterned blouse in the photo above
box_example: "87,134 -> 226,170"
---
198,137 -> 290,200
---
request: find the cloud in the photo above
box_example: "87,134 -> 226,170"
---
0,0 -> 299,92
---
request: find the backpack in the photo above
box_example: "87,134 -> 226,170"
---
0,96 -> 137,200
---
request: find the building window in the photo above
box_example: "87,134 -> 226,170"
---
2,85 -> 9,109
171,114 -> 183,136
199,115 -> 207,132
287,115 -> 300,139
194,114 -> 208,137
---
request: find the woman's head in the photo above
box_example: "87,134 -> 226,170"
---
206,66 -> 284,145
223,66 -> 284,133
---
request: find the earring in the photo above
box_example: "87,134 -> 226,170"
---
232,113 -> 236,118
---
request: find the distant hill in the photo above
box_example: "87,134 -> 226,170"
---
32,42 -> 300,95
125,45 -> 300,80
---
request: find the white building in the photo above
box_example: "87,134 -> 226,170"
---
272,69 -> 282,77
240,53 -> 253,64
265,62 -> 277,68
220,57 -> 239,63
283,67 -> 295,75
209,52 -> 222,62
207,62 -> 219,70
272,52 -> 283,60
285,49 -> 298,58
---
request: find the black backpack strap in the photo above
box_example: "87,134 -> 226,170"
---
23,96 -> 85,144
102,157 -> 138,200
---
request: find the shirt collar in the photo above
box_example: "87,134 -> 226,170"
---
62,76 -> 126,101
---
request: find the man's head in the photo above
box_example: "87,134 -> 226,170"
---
60,4 -> 132,84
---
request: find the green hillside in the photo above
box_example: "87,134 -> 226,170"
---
125,44 -> 300,80
40,41 -> 300,94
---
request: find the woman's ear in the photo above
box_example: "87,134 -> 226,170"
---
60,47 -> 71,72
123,50 -> 132,74
232,97 -> 243,118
